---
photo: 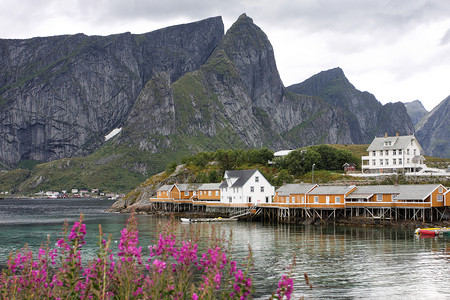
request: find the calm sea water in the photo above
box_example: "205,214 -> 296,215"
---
0,198 -> 448,299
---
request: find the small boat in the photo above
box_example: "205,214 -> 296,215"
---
415,227 -> 450,237
180,217 -> 237,223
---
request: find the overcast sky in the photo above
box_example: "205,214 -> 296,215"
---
1,0 -> 449,111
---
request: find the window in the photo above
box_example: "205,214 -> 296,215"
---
393,159 -> 396,165
414,149 -> 417,155
233,188 -> 236,193
372,160 -> 376,165
336,196 -> 340,203
393,194 -> 398,201
291,197 -> 295,203
255,176 -> 259,182
260,186 -> 264,192
380,159 -> 383,165
228,197 -> 232,203
398,158 -> 402,164
407,158 -> 410,163
215,191 -> 219,196
438,187 -> 443,193
326,196 -> 330,203
385,159 -> 389,165
380,151 -> 383,156
373,151 -> 376,156
377,194 -> 382,201
208,191 -> 211,196
301,196 -> 305,203
314,196 -> 319,203
385,150 -> 389,155
184,191 -> 189,196
407,149 -> 410,155
250,186 -> 254,192
200,191 -> 202,195
393,150 -> 396,155
437,195 -> 443,202
399,149 -> 402,155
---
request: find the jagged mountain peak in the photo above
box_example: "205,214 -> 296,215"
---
404,99 -> 428,126
211,13 -> 284,105
415,96 -> 450,158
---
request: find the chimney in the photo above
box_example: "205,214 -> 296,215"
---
385,132 -> 388,138
396,132 -> 399,137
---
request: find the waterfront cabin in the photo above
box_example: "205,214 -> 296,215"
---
219,169 -> 275,205
156,185 -> 172,199
445,189 -> 450,207
274,183 -> 317,206
361,133 -> 426,174
306,185 -> 356,209
345,184 -> 447,208
197,183 -> 221,202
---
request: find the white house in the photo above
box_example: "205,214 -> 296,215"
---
219,169 -> 275,204
361,133 -> 426,174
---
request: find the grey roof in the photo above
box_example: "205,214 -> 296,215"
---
219,169 -> 258,188
276,183 -> 317,196
309,185 -> 355,195
198,183 -> 221,190
156,184 -> 172,192
348,184 -> 443,200
366,135 -> 423,151
346,193 -> 373,199
175,183 -> 202,191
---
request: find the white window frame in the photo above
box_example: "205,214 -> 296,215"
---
336,196 -> 340,203
377,194 -> 382,202
255,176 -> 259,182
261,186 -> 264,192
314,196 -> 319,203
437,195 -> 443,202
250,186 -> 254,192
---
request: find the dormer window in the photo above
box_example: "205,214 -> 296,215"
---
384,141 -> 391,146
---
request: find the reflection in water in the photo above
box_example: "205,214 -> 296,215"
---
0,199 -> 448,299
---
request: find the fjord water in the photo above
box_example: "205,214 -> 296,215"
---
0,199 -> 448,299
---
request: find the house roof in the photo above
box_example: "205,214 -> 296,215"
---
276,183 -> 317,196
175,183 -> 202,191
366,135 -> 423,152
274,150 -> 294,157
219,169 -> 257,188
198,183 -> 221,190
156,185 -> 172,192
346,193 -> 373,200
348,184 -> 444,200
308,185 -> 355,195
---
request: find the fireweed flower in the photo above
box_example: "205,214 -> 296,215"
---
0,214 -> 296,299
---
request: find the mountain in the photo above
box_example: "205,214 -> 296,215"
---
287,68 -> 415,143
415,96 -> 450,158
404,100 -> 428,126
0,17 -> 224,166
0,14 -> 419,193
116,14 -> 353,155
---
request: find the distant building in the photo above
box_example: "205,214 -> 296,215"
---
219,169 -> 274,204
361,133 -> 426,174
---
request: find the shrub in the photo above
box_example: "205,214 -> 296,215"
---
0,214 -> 296,299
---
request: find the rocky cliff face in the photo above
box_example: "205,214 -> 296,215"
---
404,100 -> 428,127
415,96 -> 450,158
287,68 -> 415,144
0,14 -> 423,193
0,17 -> 224,165
116,14 -> 353,154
